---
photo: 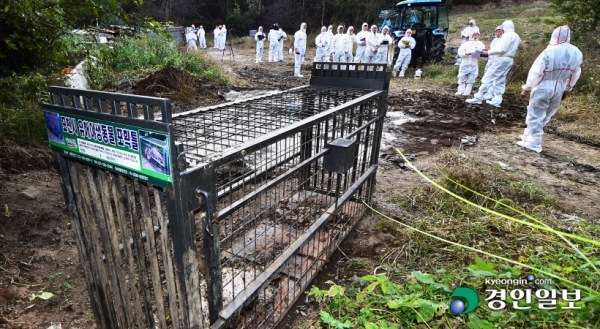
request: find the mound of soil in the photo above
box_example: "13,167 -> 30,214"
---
383,89 -> 526,155
0,139 -> 54,176
134,66 -> 194,96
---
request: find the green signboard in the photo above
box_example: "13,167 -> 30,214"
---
44,110 -> 172,187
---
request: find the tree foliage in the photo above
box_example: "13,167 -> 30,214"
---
0,0 -> 139,75
550,0 -> 600,37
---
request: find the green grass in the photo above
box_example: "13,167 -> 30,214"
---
308,149 -> 600,328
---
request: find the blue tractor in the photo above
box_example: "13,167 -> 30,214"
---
376,0 -> 449,67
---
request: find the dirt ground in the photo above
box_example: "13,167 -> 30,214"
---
1,44 -> 599,328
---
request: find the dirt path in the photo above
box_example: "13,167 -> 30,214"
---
1,46 -> 599,328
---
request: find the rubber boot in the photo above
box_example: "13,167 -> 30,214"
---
400,69 -> 406,77
455,83 -> 466,96
392,70 -> 398,77
463,84 -> 473,96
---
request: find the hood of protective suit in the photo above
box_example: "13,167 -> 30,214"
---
405,30 -> 412,37
337,25 -> 344,34
502,20 -> 515,33
362,22 -> 368,29
328,25 -> 333,32
495,25 -> 503,31
469,33 -> 480,41
469,19 -> 476,26
300,23 -> 307,32
347,26 -> 354,34
549,25 -> 570,45
382,25 -> 389,34
258,26 -> 263,32
321,26 -> 327,34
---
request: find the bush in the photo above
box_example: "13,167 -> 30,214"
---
86,33 -> 229,90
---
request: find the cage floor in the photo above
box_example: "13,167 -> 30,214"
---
204,191 -> 365,328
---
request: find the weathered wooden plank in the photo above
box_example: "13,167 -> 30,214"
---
69,161 -> 117,328
95,169 -> 137,327
138,183 -> 168,328
123,179 -> 154,325
85,167 -> 128,327
56,156 -> 106,327
110,172 -> 148,327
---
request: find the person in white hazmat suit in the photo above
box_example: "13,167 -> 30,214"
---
355,23 -> 370,63
315,26 -> 330,62
455,19 -> 477,66
346,26 -> 356,64
331,26 -> 348,65
517,25 -> 582,153
392,29 -> 416,77
185,27 -> 198,52
255,26 -> 266,63
466,20 -> 521,107
482,26 -> 504,100
455,29 -> 484,96
278,28 -> 287,62
213,26 -> 218,48
376,25 -> 393,64
366,25 -> 380,63
294,23 -> 308,77
268,26 -> 281,62
197,25 -> 207,48
326,25 -> 334,61
220,25 -> 227,50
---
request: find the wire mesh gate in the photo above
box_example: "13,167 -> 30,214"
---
42,63 -> 390,329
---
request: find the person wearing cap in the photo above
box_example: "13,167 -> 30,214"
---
293,22 -> 308,77
255,26 -> 266,63
482,26 -> 503,100
354,23 -> 370,63
466,20 -> 521,107
268,24 -> 281,62
366,25 -> 380,63
376,25 -> 393,64
517,25 -> 582,153
197,25 -> 206,48
456,29 -> 484,96
331,25 -> 348,65
185,27 -> 198,52
393,29 -> 416,77
315,26 -> 330,62
455,19 -> 477,66
277,28 -> 287,62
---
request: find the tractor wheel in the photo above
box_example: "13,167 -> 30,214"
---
429,37 -> 446,62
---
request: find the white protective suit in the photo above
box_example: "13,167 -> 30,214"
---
483,26 -> 503,100
393,30 -> 416,77
186,28 -> 198,52
455,19 -> 477,65
331,26 -> 348,63
315,27 -> 330,62
255,26 -> 266,63
346,27 -> 356,63
456,30 -> 484,96
294,23 -> 308,77
517,25 -> 582,153
375,26 -> 393,64
215,26 -> 226,50
326,26 -> 334,60
268,28 -> 280,62
354,23 -> 370,63
278,29 -> 287,61
213,27 -> 218,48
467,20 -> 521,107
365,25 -> 380,63
197,27 -> 206,48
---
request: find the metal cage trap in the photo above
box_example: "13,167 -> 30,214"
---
42,63 -> 390,328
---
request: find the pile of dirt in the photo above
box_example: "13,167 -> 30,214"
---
0,139 -> 54,176
382,89 -> 526,154
133,66 -> 194,96
233,66 -> 308,90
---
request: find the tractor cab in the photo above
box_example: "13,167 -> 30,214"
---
376,0 -> 449,66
